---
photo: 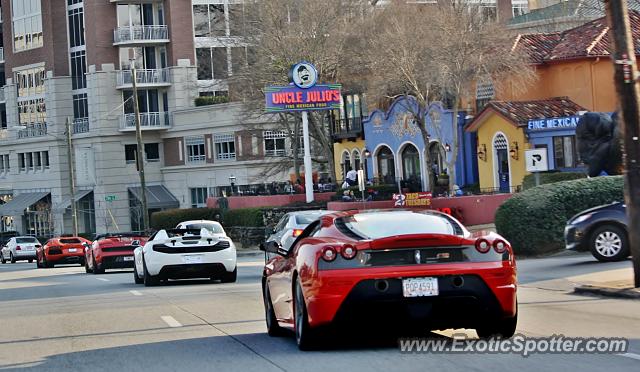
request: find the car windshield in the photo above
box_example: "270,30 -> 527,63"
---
184,223 -> 224,234
295,214 -> 324,225
59,238 -> 81,244
337,211 -> 460,239
16,237 -> 38,243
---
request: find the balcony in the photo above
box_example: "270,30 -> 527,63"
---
73,118 -> 90,134
113,25 -> 169,45
120,112 -> 170,131
17,123 -> 48,139
0,47 -> 4,63
332,116 -> 364,142
116,69 -> 171,89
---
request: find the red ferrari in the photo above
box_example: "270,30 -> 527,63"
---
37,236 -> 91,268
260,210 -> 517,350
85,233 -> 147,274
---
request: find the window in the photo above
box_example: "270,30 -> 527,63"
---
12,0 -> 43,51
0,154 -> 9,174
186,136 -> 206,163
15,67 -> 46,125
42,151 -> 49,168
26,152 -> 33,170
145,143 -> 160,162
264,131 -> 287,157
553,136 -> 578,168
70,51 -> 87,90
512,2 -> 529,17
73,93 -> 89,120
18,153 -> 25,171
476,81 -> 494,113
34,151 -> 41,169
190,187 -> 208,208
125,144 -> 137,164
193,4 -> 226,37
197,47 -> 229,80
214,133 -> 235,160
68,7 -> 85,48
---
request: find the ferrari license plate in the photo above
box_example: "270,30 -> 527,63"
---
402,277 -> 439,297
123,256 -> 134,262
183,255 -> 203,264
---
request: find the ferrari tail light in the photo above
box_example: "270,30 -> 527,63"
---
340,244 -> 357,260
493,239 -> 508,253
292,229 -> 304,237
16,246 -> 21,251
475,239 -> 490,253
321,246 -> 337,262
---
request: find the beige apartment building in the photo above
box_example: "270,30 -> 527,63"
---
0,0 -> 302,237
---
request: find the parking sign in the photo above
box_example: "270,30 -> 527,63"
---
525,149 -> 549,172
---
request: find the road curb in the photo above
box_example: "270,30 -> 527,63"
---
574,285 -> 640,299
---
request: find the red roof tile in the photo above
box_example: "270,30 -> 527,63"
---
466,97 -> 586,132
514,33 -> 563,64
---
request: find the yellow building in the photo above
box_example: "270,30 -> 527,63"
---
466,98 -> 585,192
330,93 -> 368,182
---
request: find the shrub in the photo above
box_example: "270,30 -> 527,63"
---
151,208 -> 222,230
195,95 -> 230,106
335,185 -> 398,201
222,208 -> 265,227
495,176 -> 624,256
522,171 -> 587,190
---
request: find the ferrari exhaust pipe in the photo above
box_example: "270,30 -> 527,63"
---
375,279 -> 389,293
452,276 -> 464,288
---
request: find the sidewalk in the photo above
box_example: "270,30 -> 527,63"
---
570,267 -> 640,299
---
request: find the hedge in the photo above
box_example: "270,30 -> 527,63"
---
195,96 -> 230,106
522,171 -> 587,190
335,184 -> 398,200
495,176 -> 624,256
150,207 -> 265,230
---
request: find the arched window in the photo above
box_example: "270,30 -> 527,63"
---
353,149 -> 361,171
401,144 -> 421,181
376,146 -> 395,184
341,151 -> 351,180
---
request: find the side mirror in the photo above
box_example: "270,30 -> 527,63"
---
261,241 -> 284,255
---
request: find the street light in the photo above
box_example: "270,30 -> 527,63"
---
229,175 -> 236,195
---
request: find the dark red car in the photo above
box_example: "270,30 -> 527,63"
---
85,233 -> 147,274
36,237 -> 91,268
260,210 -> 518,350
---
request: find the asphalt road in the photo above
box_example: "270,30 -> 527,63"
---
0,252 -> 639,371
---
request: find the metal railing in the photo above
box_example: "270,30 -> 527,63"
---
117,68 -> 170,87
17,123 -> 48,139
114,25 -> 169,44
332,116 -> 364,137
265,149 -> 287,157
120,112 -> 170,130
72,118 -> 89,134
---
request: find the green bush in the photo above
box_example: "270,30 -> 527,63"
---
335,185 -> 398,200
195,95 -> 230,106
522,171 -> 587,190
495,176 -> 624,256
222,208 -> 265,227
151,208 -> 222,230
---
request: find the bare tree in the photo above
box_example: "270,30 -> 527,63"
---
364,1 -> 535,191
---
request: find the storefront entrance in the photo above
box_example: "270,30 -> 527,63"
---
376,146 -> 396,184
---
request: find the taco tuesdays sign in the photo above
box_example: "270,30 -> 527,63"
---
265,62 -> 341,112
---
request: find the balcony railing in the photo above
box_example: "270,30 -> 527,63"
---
116,68 -> 170,88
113,25 -> 169,45
0,47 -> 4,63
17,123 -> 48,139
73,118 -> 90,134
332,116 -> 364,141
120,112 -> 170,131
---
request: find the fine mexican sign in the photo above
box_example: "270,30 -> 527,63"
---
265,84 -> 342,112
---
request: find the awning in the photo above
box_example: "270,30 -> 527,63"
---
54,190 -> 94,212
128,185 -> 179,209
0,192 -> 51,216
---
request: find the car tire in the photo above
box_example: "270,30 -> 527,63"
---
263,282 -> 286,337
36,257 -> 43,268
1,253 -> 5,264
92,255 -> 104,274
84,257 -> 93,273
143,256 -> 159,287
220,267 -> 237,283
28,259 -> 33,263
10,253 -> 16,264
477,305 -> 518,339
294,278 -> 319,350
590,225 -> 629,262
133,264 -> 144,284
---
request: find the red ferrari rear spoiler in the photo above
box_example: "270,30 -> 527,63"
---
365,234 -> 467,250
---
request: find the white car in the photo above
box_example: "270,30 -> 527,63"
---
133,227 -> 237,286
265,210 -> 335,252
1,236 -> 41,264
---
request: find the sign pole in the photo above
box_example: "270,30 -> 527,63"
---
534,172 -> 541,187
302,111 -> 314,203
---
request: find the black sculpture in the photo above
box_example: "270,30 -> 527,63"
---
575,112 -> 623,177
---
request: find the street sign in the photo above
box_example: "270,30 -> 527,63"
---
525,149 -> 549,172
105,195 -> 117,202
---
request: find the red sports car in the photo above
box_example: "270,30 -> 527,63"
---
260,210 -> 517,350
37,237 -> 91,268
85,233 -> 147,274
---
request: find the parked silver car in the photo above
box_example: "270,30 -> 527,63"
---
265,210 -> 335,252
1,236 -> 41,264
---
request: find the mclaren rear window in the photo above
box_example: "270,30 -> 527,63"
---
336,211 -> 461,240
184,223 -> 224,234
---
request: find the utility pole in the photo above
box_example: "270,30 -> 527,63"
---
130,58 -> 150,233
605,0 -> 640,287
65,117 -> 79,236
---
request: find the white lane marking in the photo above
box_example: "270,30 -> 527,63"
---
95,278 -> 110,282
161,316 -> 182,328
129,290 -> 142,296
620,352 -> 640,361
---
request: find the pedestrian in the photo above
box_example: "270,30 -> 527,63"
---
346,168 -> 358,186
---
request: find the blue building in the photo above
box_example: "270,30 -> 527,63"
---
362,96 -> 478,192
